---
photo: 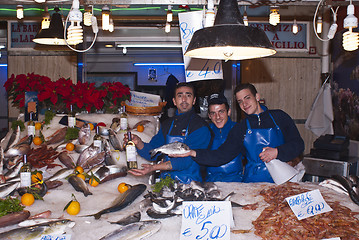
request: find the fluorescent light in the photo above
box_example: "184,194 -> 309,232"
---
116,43 -> 182,48
0,64 -> 8,67
134,63 -> 184,66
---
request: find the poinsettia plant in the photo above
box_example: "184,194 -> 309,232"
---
4,73 -> 131,113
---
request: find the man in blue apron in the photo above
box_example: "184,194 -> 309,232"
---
206,93 -> 243,182
171,83 -> 304,183
126,82 -> 213,184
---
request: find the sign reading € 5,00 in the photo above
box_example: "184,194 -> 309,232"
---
178,11 -> 223,83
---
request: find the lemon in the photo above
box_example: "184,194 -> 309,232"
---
21,193 -> 35,206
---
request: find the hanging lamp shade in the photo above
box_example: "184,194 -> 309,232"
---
184,0 -> 276,61
33,7 -> 66,45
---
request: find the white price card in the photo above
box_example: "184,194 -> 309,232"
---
285,189 -> 333,220
40,234 -> 71,240
178,11 -> 223,83
180,201 -> 232,240
321,238 -> 341,240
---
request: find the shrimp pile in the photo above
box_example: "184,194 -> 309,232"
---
253,183 -> 359,240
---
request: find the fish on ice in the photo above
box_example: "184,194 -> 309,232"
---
99,220 -> 161,240
150,142 -> 190,158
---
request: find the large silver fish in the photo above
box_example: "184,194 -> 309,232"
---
44,168 -> 73,182
4,161 -> 23,180
4,143 -> 30,158
68,175 -> 92,197
4,126 -> 21,152
0,219 -> 75,240
99,220 -> 161,240
91,165 -> 127,183
81,151 -> 106,169
150,142 -> 190,158
58,152 -> 75,169
0,182 -> 20,198
78,124 -> 91,145
84,184 -> 146,219
108,129 -> 123,151
76,145 -> 99,167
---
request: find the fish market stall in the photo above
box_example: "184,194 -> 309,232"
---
1,113 -> 359,239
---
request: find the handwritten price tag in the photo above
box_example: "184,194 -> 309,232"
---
285,189 -> 333,220
40,234 -> 71,240
178,11 -> 223,83
180,201 -> 232,240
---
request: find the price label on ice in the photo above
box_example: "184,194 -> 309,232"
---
40,234 -> 71,240
285,189 -> 332,220
180,201 -> 232,240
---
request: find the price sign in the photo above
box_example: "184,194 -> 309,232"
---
285,189 -> 333,220
40,234 -> 71,240
178,11 -> 223,82
180,201 -> 232,240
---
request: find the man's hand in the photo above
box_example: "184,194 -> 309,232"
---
169,150 -> 196,158
123,133 -> 144,150
128,164 -> 154,176
259,147 -> 278,163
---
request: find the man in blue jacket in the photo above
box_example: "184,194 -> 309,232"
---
126,82 -> 213,184
171,83 -> 304,183
205,93 -> 243,182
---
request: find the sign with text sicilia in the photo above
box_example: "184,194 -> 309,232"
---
250,22 -> 309,52
178,11 -> 223,83
8,21 -> 40,50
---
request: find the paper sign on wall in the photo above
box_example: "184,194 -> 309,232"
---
285,189 -> 333,220
180,201 -> 232,240
126,91 -> 161,107
178,11 -> 223,82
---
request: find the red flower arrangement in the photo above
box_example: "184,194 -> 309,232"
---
4,73 -> 131,113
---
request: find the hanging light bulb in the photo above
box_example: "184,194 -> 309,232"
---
343,3 -> 359,51
292,19 -> 298,34
41,7 -> 50,29
269,6 -> 280,26
243,8 -> 248,26
109,18 -> 114,32
17,5 -> 24,20
317,16 -> 322,34
67,0 -> 83,45
102,5 -> 110,31
123,47 -> 127,55
84,5 -> 93,26
167,5 -> 173,22
165,22 -> 171,33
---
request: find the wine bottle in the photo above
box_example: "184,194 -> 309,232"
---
27,112 -> 35,137
93,125 -> 102,152
126,132 -> 138,169
68,105 -> 76,128
20,155 -> 32,187
120,106 -> 128,132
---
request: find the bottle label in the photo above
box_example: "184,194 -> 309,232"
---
27,125 -> 35,136
93,139 -> 102,152
120,118 -> 128,131
68,117 -> 76,128
20,172 -> 31,187
126,145 -> 137,162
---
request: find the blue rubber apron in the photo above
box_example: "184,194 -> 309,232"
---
243,113 -> 284,183
161,117 -> 201,184
206,131 -> 243,182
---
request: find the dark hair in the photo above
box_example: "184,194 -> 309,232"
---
234,83 -> 257,96
208,102 -> 230,111
174,82 -> 195,96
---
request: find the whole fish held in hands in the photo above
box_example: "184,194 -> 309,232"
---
83,184 -> 146,219
150,142 -> 190,158
99,220 -> 161,240
0,219 -> 75,240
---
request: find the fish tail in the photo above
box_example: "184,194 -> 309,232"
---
94,212 -> 102,220
150,150 -> 157,158
84,191 -> 93,197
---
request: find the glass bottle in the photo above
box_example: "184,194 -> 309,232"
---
93,126 -> 102,152
27,112 -> 35,137
126,131 -> 138,170
20,155 -> 32,188
120,106 -> 128,132
68,105 -> 76,128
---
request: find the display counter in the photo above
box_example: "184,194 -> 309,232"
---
1,113 -> 359,239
